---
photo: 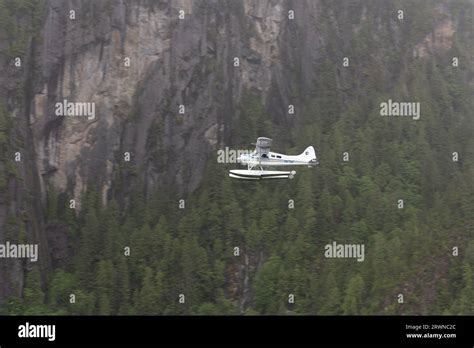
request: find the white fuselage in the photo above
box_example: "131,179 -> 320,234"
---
238,148 -> 318,168
229,143 -> 318,180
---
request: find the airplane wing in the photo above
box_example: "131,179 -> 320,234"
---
255,137 -> 272,157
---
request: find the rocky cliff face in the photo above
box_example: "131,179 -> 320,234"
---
32,0 -> 467,204
0,0 -> 472,303
33,0 -> 293,207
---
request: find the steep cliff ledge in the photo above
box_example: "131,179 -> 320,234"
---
0,0 -> 472,314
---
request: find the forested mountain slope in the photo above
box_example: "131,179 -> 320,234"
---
0,0 -> 473,314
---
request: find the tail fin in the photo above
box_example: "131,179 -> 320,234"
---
301,146 -> 316,161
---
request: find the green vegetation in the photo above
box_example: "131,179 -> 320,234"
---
0,103 -> 12,192
0,0 -> 473,315
0,0 -> 44,58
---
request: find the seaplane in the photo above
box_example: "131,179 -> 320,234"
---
229,137 -> 318,180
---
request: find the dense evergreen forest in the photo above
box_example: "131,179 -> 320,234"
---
0,0 -> 473,315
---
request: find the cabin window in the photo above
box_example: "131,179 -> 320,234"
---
277,155 -> 281,158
